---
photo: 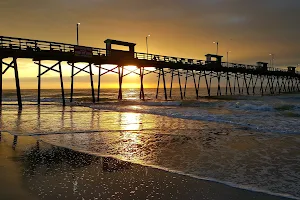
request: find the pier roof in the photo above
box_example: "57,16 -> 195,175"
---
104,39 -> 136,47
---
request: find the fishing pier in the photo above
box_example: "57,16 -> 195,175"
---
0,35 -> 299,109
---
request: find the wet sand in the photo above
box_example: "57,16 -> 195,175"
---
0,132 -> 292,200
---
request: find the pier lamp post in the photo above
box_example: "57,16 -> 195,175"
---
76,23 -> 80,45
227,51 -> 231,67
269,53 -> 275,68
213,41 -> 219,55
146,34 -> 150,59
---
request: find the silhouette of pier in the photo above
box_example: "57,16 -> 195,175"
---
0,35 -> 299,109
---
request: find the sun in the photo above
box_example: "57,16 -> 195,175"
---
124,65 -> 139,77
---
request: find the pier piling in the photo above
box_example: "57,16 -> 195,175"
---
0,35 -> 299,106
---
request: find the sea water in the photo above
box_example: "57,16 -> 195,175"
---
0,88 -> 300,199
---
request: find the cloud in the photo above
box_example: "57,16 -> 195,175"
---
0,0 -> 300,68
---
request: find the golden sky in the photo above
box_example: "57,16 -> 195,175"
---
1,0 -> 300,89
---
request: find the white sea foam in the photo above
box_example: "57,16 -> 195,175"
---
89,102 -> 300,134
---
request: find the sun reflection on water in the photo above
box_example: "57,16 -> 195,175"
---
120,112 -> 142,131
118,112 -> 144,161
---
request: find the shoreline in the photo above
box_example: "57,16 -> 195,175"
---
0,132 -> 295,200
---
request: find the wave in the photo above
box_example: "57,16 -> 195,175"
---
231,102 -> 274,111
89,102 -> 300,134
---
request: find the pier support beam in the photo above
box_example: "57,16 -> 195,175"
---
243,73 -> 250,95
68,62 -> 94,103
162,68 -> 167,100
177,69 -> 183,100
0,58 -> 2,107
70,62 -> 75,102
156,69 -> 161,99
118,66 -> 124,100
184,70 -> 188,98
276,77 -> 281,94
89,63 -> 95,103
37,60 -> 41,105
204,71 -> 211,97
14,58 -> 22,109
2,58 -> 22,109
140,66 -> 145,100
192,70 -> 199,99
253,75 -> 258,95
169,69 -> 174,98
237,73 -> 241,95
35,61 -> 65,106
197,71 -> 201,93
97,66 -> 101,102
217,72 -> 222,96
58,62 -> 66,106
260,75 -> 264,96
227,72 -> 232,95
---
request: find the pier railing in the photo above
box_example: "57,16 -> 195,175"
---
134,52 -> 297,74
0,36 -> 298,75
0,36 -> 106,56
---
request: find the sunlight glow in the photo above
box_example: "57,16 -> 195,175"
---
121,112 -> 141,131
119,112 -> 143,161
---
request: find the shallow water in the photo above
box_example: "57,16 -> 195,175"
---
1,133 -> 290,200
1,89 -> 300,199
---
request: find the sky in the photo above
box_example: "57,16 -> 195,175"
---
1,0 -> 300,89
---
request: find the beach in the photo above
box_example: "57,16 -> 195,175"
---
0,132 -> 292,200
0,89 -> 300,199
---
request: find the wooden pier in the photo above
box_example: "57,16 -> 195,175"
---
0,35 -> 299,109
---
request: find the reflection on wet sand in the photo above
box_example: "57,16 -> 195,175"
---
1,105 -> 300,198
22,145 -> 131,175
0,133 -> 290,200
0,105 -> 198,140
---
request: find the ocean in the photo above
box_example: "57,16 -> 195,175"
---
1,88 -> 300,199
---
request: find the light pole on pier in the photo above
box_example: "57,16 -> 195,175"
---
146,34 -> 150,59
227,51 -> 231,67
269,53 -> 275,68
213,41 -> 219,55
76,23 -> 80,45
